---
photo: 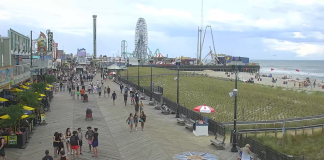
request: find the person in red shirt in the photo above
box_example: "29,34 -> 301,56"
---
80,88 -> 85,100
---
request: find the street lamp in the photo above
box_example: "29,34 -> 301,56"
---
137,59 -> 140,91
175,58 -> 181,118
149,59 -> 154,102
230,56 -> 243,152
127,58 -> 129,86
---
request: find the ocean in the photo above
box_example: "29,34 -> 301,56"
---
250,60 -> 324,81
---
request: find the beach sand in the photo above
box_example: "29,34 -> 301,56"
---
184,70 -> 324,92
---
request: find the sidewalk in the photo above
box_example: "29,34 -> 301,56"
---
6,75 -> 239,160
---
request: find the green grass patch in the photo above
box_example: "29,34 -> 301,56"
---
122,67 -> 324,122
250,131 -> 324,159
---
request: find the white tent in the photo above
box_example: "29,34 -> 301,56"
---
107,64 -> 123,70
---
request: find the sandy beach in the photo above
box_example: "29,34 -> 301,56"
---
185,70 -> 324,92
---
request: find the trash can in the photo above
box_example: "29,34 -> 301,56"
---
85,108 -> 93,121
83,94 -> 88,102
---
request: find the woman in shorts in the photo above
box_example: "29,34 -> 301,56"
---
53,132 -> 60,156
92,128 -> 99,157
65,128 -> 72,155
126,113 -> 134,132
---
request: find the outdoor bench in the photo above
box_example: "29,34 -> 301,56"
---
210,133 -> 226,150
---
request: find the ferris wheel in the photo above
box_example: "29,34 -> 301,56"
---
134,18 -> 148,62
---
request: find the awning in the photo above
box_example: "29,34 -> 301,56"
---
0,97 -> 9,102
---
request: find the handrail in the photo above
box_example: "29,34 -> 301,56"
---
238,124 -> 324,133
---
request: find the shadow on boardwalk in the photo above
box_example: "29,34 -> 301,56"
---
6,75 -> 239,160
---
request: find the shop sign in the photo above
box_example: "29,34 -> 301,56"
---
7,135 -> 17,145
0,68 -> 13,86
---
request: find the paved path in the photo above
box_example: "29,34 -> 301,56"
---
5,75 -> 239,160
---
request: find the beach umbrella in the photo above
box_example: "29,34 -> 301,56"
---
0,97 -> 9,102
193,104 -> 215,113
0,114 -> 29,119
38,98 -> 42,101
45,88 -> 51,90
23,106 -> 35,111
25,82 -> 31,85
39,94 -> 46,97
47,84 -> 53,87
21,115 -> 29,119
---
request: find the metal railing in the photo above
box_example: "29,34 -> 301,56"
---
119,77 -> 226,136
237,133 -> 310,160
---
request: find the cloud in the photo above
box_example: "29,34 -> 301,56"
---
263,39 -> 324,57
1,0 -> 324,60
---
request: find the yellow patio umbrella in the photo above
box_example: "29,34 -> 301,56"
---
0,97 -> 9,102
0,115 -> 9,119
12,88 -> 23,92
45,88 -> 51,90
20,85 -> 30,89
0,114 -> 29,119
39,94 -> 46,97
21,115 -> 29,119
25,82 -> 31,85
38,98 -> 42,101
23,106 -> 35,111
47,84 -> 53,87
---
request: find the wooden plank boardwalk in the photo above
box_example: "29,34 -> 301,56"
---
5,75 -> 239,160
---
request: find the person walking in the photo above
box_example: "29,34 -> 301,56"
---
57,133 -> 64,155
107,86 -> 111,97
85,127 -> 94,152
70,131 -> 80,159
80,88 -> 85,101
112,91 -> 117,105
92,128 -> 99,157
135,92 -> 139,105
71,86 -> 75,99
104,87 -> 107,98
120,84 -> 124,94
123,91 -> 128,106
77,128 -> 83,155
140,111 -> 146,131
134,113 -> 139,131
65,128 -> 72,155
0,136 -> 7,160
42,150 -> 53,160
53,132 -> 60,157
98,87 -> 102,98
134,103 -> 139,115
126,113 -> 134,132
58,151 -> 69,160
139,101 -> 144,112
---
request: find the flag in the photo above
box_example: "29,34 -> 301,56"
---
271,68 -> 274,71
296,69 -> 299,72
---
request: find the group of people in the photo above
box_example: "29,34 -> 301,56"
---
45,126 -> 99,160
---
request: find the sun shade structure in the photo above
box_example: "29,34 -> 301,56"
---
38,98 -> 42,101
25,82 -> 31,85
193,104 -> 215,113
39,94 -> 46,97
45,88 -> 51,90
23,106 -> 35,111
47,84 -> 53,87
0,114 -> 29,119
12,88 -> 23,92
0,97 -> 9,102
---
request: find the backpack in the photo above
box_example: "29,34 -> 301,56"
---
70,136 -> 77,145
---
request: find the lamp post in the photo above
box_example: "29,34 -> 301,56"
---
137,59 -> 140,91
175,58 -> 181,118
127,58 -> 129,86
149,59 -> 154,102
230,57 -> 242,152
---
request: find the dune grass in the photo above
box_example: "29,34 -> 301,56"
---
122,67 -> 324,123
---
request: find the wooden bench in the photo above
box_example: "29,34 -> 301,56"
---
210,134 -> 226,150
184,119 -> 195,130
177,114 -> 188,125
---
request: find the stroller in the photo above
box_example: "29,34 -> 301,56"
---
83,94 -> 89,102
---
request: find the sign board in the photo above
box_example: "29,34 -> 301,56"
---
47,32 -> 53,52
41,114 -> 46,121
37,32 -> 47,53
7,135 -> 17,145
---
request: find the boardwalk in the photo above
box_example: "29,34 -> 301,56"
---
5,75 -> 239,160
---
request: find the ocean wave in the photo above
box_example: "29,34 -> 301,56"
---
260,68 -> 324,78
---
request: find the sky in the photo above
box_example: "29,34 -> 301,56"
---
1,0 -> 324,60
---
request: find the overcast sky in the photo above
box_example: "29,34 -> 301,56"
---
1,0 -> 324,60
